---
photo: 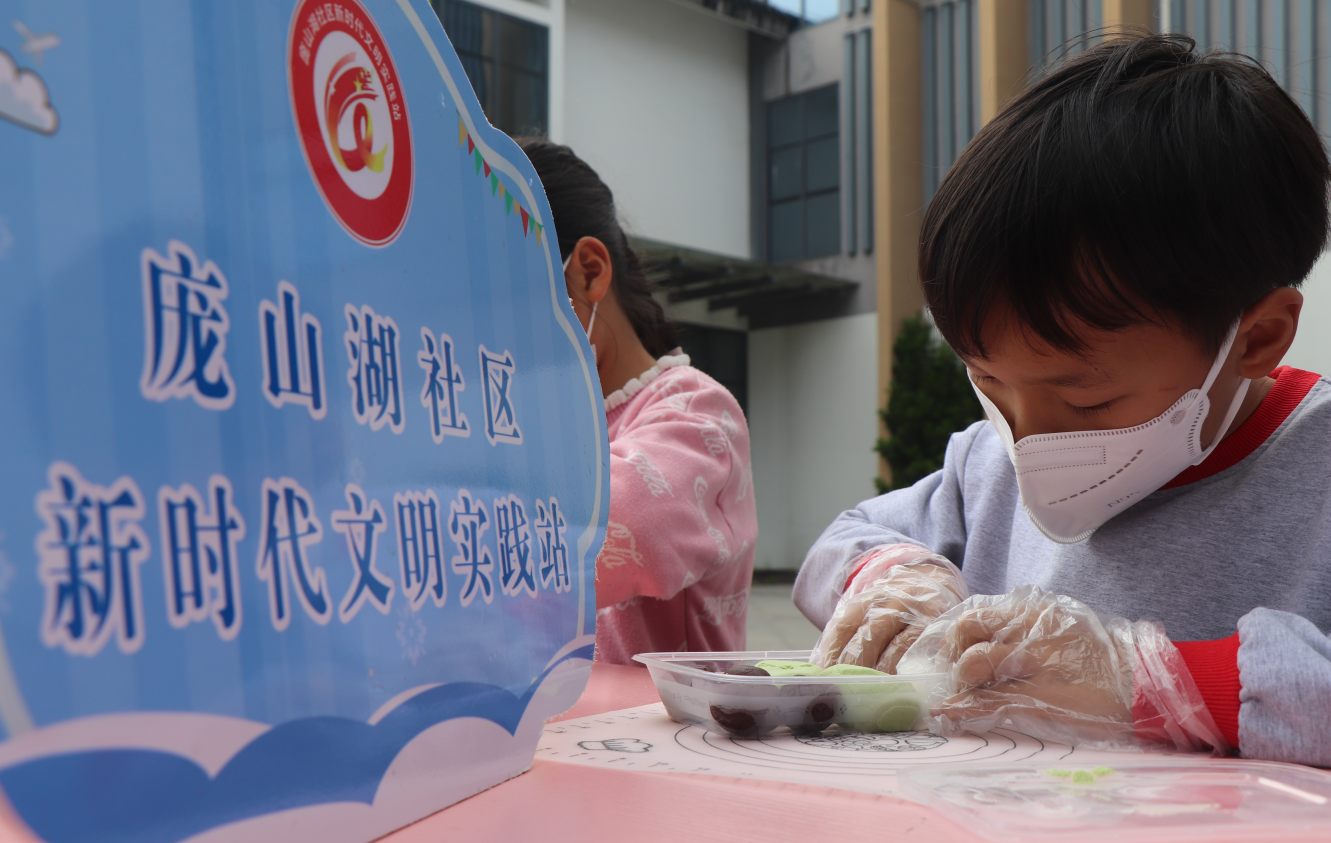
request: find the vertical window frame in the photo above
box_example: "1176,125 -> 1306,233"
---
766,83 -> 842,263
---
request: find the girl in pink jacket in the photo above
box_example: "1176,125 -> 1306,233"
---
520,139 -> 758,664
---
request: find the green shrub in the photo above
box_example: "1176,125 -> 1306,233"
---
874,316 -> 984,494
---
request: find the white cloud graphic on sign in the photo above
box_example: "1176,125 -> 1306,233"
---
0,48 -> 57,134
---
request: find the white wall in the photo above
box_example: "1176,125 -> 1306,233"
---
782,12 -> 843,95
1284,250 -> 1331,375
562,0 -> 752,258
749,312 -> 879,570
559,0 -> 878,572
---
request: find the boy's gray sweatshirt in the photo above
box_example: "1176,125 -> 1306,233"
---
794,369 -> 1331,767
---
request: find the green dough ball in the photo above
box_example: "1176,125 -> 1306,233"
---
872,702 -> 920,732
1072,770 -> 1096,785
821,668 -> 923,732
1046,769 -> 1073,780
820,664 -> 887,677
1092,766 -> 1115,778
835,697 -> 921,732
821,664 -> 914,699
753,660 -> 824,677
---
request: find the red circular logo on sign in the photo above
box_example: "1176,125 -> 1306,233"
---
288,0 -> 413,246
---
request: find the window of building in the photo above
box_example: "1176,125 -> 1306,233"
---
676,324 -> 748,414
843,26 -> 873,255
767,84 -> 840,262
922,0 -> 979,202
1027,0 -> 1099,70
1161,0 -> 1331,138
434,0 -> 549,137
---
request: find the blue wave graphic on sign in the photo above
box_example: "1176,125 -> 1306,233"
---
0,644 -> 593,843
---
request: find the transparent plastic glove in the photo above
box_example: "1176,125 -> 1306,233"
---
810,544 -> 969,673
897,585 -> 1229,753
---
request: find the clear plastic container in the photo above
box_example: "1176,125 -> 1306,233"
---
633,649 -> 946,738
898,761 -> 1331,841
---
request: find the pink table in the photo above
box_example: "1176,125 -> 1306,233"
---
0,665 -> 1321,842
384,663 -> 1331,843
0,664 -> 961,843
384,662 -> 971,843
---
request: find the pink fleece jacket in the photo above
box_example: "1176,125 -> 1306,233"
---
594,352 -> 758,664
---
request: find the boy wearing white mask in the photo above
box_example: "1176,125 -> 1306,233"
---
795,34 -> 1331,765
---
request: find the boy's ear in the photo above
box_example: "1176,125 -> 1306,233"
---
567,237 -> 613,305
1237,287 -> 1303,378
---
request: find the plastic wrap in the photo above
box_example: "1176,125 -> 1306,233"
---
899,762 -> 1331,841
811,544 -> 969,672
897,585 -> 1229,753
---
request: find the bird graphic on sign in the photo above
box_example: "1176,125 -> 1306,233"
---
12,20 -> 59,67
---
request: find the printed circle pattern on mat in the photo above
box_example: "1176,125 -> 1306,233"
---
288,0 -> 414,246
674,725 -> 1052,775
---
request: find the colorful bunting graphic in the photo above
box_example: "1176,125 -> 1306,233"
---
457,117 -> 545,243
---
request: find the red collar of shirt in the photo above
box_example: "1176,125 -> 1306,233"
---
1161,366 -> 1320,490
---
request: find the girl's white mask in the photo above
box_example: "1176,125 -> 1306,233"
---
970,323 -> 1250,544
563,252 -> 598,357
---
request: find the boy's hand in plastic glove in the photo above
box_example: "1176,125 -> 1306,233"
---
896,585 -> 1229,753
811,544 -> 969,673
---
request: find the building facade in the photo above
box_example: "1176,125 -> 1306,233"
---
434,0 -> 883,571
433,0 -> 1331,571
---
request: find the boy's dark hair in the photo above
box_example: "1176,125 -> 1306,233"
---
516,137 -> 678,359
921,33 -> 1331,359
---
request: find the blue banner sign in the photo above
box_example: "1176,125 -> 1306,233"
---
0,2 -> 605,841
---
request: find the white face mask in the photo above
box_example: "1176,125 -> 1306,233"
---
563,252 -> 598,357
970,323 -> 1250,544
